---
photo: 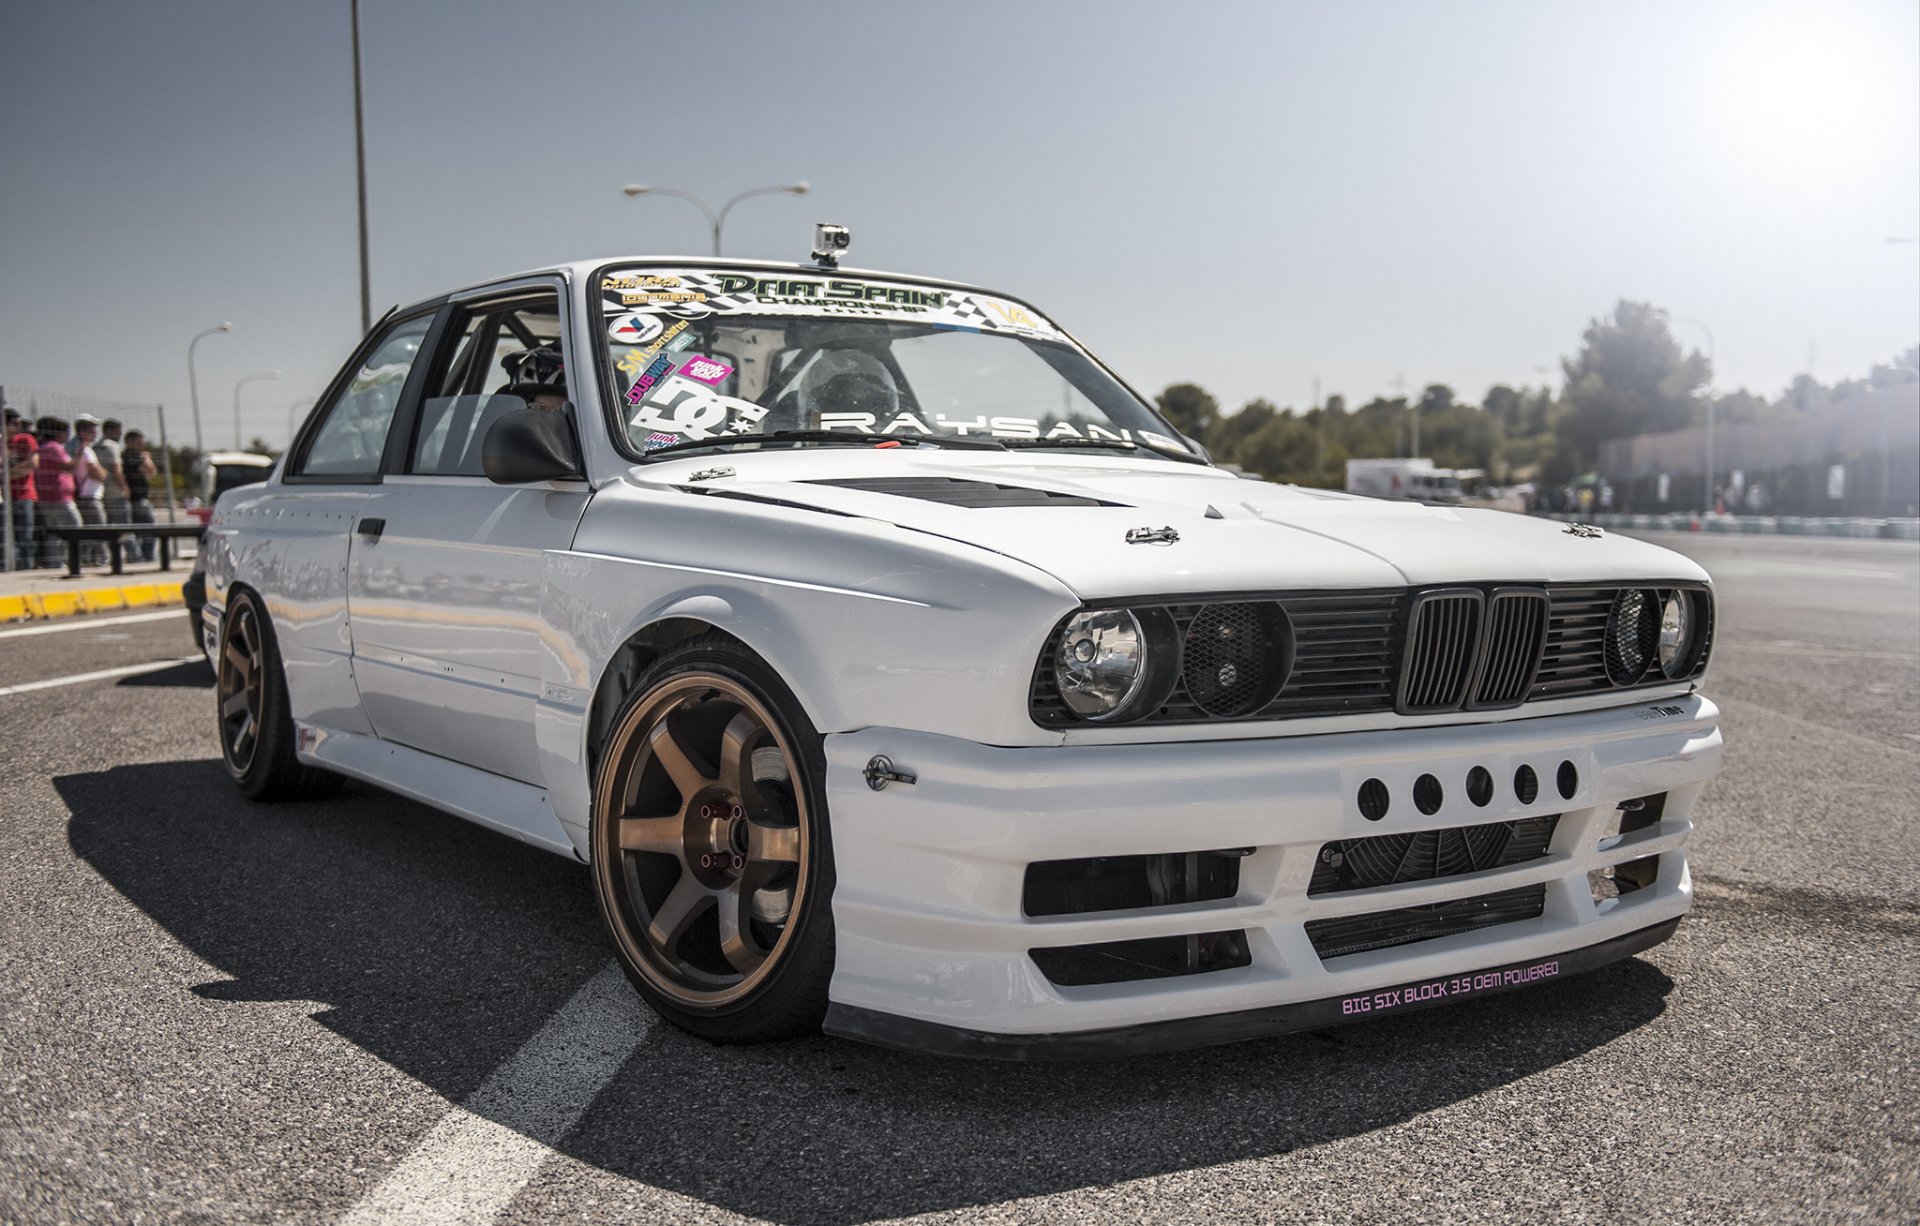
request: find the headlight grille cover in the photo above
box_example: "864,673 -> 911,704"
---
1604,588 -> 1660,685
1181,602 -> 1288,717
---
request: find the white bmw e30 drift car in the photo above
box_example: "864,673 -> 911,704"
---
203,234 -> 1721,1058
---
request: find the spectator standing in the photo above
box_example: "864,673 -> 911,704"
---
96,418 -> 129,528
6,409 -> 39,570
32,417 -> 79,569
69,415 -> 107,565
121,429 -> 158,562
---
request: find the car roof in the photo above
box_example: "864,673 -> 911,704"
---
395,257 -> 1029,319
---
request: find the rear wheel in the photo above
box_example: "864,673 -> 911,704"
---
591,636 -> 834,1043
216,590 -> 343,802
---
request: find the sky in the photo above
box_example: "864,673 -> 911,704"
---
2,0 -> 1916,449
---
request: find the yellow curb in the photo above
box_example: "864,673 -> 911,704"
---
35,591 -> 81,618
82,589 -> 128,614
2,579 -> 185,621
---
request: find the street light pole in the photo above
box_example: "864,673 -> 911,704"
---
351,0 -> 371,334
233,371 -> 281,451
187,322 -> 233,453
287,397 -> 316,448
1672,315 -> 1715,516
621,182 -> 810,255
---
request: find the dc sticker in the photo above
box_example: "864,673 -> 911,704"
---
632,389 -> 768,441
608,313 -> 665,346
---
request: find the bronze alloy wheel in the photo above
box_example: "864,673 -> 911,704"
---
594,671 -> 814,1010
218,600 -> 267,773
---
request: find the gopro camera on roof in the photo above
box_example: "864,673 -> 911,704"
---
812,223 -> 851,268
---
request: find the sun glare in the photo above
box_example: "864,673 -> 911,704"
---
1705,11 -> 1893,173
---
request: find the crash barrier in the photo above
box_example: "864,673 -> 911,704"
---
1543,512 -> 1920,541
42,523 -> 204,577
0,580 -> 186,623
2,389 -> 187,574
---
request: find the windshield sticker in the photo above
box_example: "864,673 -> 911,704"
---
625,354 -> 677,405
599,268 -> 1065,339
608,313 -> 666,345
676,356 -> 733,387
632,388 -> 769,441
643,430 -> 680,452
615,320 -> 691,378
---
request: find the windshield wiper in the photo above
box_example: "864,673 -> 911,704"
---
641,430 -> 1006,460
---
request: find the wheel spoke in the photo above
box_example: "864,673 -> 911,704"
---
232,715 -> 255,756
747,820 -> 800,864
646,874 -> 712,952
648,719 -> 713,801
222,690 -> 250,720
717,711 -> 760,801
618,815 -> 685,857
224,642 -> 250,680
717,882 -> 766,975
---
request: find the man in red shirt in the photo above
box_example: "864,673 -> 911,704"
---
5,408 -> 38,570
32,417 -> 79,570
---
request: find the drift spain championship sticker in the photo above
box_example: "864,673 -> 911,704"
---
1339,958 -> 1561,1017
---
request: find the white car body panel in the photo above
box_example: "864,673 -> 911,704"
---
201,256 -> 1723,1054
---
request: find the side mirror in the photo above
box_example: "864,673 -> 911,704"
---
483,408 -> 585,484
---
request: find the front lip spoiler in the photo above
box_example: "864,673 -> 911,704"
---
823,916 -> 1681,1061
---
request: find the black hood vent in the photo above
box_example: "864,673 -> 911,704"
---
809,477 -> 1121,508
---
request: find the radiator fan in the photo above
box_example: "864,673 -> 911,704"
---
1340,823 -> 1515,889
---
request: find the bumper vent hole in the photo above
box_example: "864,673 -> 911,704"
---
1358,778 -> 1390,821
1023,850 -> 1242,917
1413,773 -> 1443,816
1306,884 -> 1547,961
1465,766 -> 1494,807
1030,930 -> 1252,987
1514,764 -> 1540,805
1557,760 -> 1579,800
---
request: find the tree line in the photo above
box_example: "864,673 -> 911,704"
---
1153,300 -> 1919,487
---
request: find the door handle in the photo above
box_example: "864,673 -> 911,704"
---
357,517 -> 385,542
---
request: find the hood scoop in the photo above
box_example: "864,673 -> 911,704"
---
808,476 -> 1123,508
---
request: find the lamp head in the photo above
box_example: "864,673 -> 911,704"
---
622,184 -> 650,198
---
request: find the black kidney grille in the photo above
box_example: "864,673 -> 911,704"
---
1531,588 -> 1615,698
1305,884 -> 1548,961
1309,814 -> 1560,895
1471,590 -> 1549,707
1398,592 -> 1483,713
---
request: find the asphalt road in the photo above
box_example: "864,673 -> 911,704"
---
2,531 -> 1916,1224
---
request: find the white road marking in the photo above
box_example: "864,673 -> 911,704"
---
0,609 -> 184,638
0,655 -> 205,696
340,962 -> 652,1226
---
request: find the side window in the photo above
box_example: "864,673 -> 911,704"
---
409,290 -> 564,476
295,315 -> 433,479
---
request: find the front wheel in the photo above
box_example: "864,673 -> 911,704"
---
591,635 -> 834,1043
216,590 -> 343,802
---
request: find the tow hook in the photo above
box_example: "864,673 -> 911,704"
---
864,755 -> 917,791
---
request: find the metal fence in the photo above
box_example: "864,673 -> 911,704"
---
2,387 -> 186,574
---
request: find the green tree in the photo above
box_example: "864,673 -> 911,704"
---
1154,383 -> 1221,445
1558,301 -> 1708,473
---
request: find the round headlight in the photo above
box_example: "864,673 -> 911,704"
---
1604,588 -> 1660,686
1658,591 -> 1696,678
1054,609 -> 1148,720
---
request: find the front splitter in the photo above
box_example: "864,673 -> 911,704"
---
823,917 -> 1681,1061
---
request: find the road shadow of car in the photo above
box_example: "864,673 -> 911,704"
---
58,760 -> 1673,1224
116,659 -> 213,688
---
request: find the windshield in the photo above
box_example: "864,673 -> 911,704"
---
597,266 -> 1194,461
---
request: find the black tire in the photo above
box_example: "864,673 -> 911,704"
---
216,589 -> 345,802
590,634 -> 835,1044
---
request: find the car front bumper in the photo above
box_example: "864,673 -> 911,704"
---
819,693 -> 1720,1058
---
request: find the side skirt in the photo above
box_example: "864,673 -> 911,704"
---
298,724 -> 580,859
824,918 -> 1681,1061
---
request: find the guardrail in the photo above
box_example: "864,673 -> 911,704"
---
1540,512 -> 1920,540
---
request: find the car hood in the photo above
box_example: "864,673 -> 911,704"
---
629,451 -> 1708,599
